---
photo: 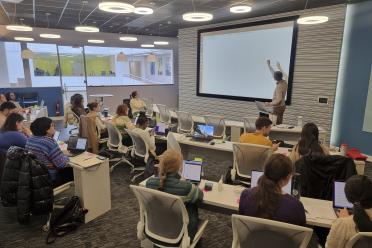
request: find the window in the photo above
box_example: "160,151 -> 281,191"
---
0,42 -> 26,88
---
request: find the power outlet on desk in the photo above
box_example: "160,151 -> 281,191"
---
318,97 -> 328,104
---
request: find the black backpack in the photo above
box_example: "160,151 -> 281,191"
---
46,196 -> 88,244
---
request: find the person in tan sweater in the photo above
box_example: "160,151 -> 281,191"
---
289,123 -> 329,163
326,175 -> 372,248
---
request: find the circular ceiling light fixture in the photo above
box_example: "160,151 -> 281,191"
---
6,24 -> 33,32
88,39 -> 105,44
230,5 -> 252,14
154,41 -> 169,45
14,37 -> 34,41
75,25 -> 100,33
98,2 -> 135,13
141,44 -> 154,48
297,16 -> 328,25
120,36 -> 137,41
40,33 -> 61,39
182,12 -> 213,22
134,7 -> 154,15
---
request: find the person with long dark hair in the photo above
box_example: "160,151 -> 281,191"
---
0,113 -> 27,154
326,175 -> 372,248
132,112 -> 156,156
239,154 -> 306,226
70,93 -> 85,117
5,92 -> 21,109
289,123 -> 329,163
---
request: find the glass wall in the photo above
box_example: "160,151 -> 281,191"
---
0,42 -> 26,87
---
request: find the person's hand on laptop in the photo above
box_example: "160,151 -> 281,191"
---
337,208 -> 350,218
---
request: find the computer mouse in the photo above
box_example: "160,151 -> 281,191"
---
210,141 -> 215,145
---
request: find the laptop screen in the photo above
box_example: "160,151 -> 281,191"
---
181,160 -> 202,182
196,124 -> 214,136
251,170 -> 292,195
156,122 -> 167,134
76,138 -> 87,150
68,136 -> 87,151
334,181 -> 353,209
53,131 -> 60,142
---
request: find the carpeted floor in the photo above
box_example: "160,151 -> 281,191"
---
0,158 -> 233,248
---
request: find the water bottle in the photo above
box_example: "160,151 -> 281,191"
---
292,173 -> 301,199
297,116 -> 303,127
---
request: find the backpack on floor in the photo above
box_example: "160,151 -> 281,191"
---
46,196 -> 88,244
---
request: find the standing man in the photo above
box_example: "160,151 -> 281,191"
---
266,60 -> 288,125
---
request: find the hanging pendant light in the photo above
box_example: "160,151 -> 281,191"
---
117,52 -> 127,61
297,0 -> 328,25
147,53 -> 156,62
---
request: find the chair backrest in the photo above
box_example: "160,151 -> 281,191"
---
156,104 -> 171,123
123,98 -> 133,118
130,185 -> 189,245
126,129 -> 149,161
167,132 -> 181,153
204,115 -> 226,138
79,115 -> 99,154
105,121 -> 122,149
243,117 -> 257,133
143,98 -> 154,117
176,111 -> 194,133
232,143 -> 272,178
346,232 -> 372,248
231,214 -> 313,248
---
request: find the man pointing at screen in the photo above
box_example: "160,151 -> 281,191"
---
266,60 -> 288,125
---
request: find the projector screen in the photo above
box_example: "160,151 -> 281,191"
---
197,17 -> 298,104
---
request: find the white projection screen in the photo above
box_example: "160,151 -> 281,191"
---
197,17 -> 298,104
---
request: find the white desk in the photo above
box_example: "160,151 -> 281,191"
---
69,152 -> 111,223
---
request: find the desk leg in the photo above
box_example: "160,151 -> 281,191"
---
231,126 -> 241,142
73,160 -> 111,223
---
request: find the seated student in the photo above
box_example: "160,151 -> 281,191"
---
87,102 -> 107,138
112,104 -> 135,132
290,123 -> 329,163
25,117 -> 73,187
0,93 -> 6,105
0,102 -> 17,128
240,117 -> 279,151
132,112 -> 156,156
326,175 -> 372,248
0,113 -> 28,154
146,149 -> 203,241
5,92 -> 22,109
130,91 -> 146,115
239,154 -> 306,226
71,93 -> 85,117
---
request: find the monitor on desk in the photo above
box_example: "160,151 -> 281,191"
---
195,124 -> 214,137
333,181 -> 353,209
155,122 -> 167,134
181,160 -> 202,182
251,170 -> 292,195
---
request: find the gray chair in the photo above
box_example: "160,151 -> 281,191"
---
130,185 -> 208,248
176,111 -> 194,134
243,117 -> 257,133
231,214 -> 313,248
345,232 -> 372,248
204,115 -> 226,139
156,104 -> 171,123
231,143 -> 272,185
167,132 -> 181,154
143,98 -> 154,117
105,121 -> 134,172
126,129 -> 148,182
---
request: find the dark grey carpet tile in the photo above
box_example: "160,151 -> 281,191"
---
0,161 -> 233,248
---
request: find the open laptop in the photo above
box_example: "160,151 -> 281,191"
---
251,170 -> 292,195
155,122 -> 167,135
333,181 -> 353,214
53,130 -> 61,142
192,124 -> 214,142
181,160 -> 202,183
67,136 -> 88,156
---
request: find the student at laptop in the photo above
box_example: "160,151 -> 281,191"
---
240,117 -> 279,151
0,101 -> 17,128
64,94 -> 85,127
87,102 -> 107,139
5,92 -> 22,109
130,91 -> 146,115
133,112 -> 156,156
239,154 -> 306,226
112,104 -> 134,146
146,149 -> 203,241
289,123 -> 329,163
25,117 -> 73,187
0,113 -> 28,154
326,175 -> 372,248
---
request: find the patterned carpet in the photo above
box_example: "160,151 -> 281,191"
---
0,157 -> 233,248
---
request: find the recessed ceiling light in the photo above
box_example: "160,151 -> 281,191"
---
154,41 -> 169,45
98,2 -> 135,13
134,7 -> 153,15
75,25 -> 100,33
14,37 -> 34,41
120,36 -> 137,41
88,39 -> 105,44
182,12 -> 213,22
141,44 -> 154,48
6,24 -> 33,32
297,16 -> 329,25
230,5 -> 252,14
40,33 -> 61,39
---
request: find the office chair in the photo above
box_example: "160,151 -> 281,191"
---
142,98 -> 154,117
345,232 -> 372,248
231,214 -> 313,248
130,185 -> 208,248
176,111 -> 194,134
167,132 -> 181,154
231,143 -> 272,185
156,104 -> 171,123
126,129 -> 148,182
204,115 -> 226,139
243,117 -> 257,133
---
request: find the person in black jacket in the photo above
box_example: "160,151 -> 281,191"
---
0,146 -> 53,224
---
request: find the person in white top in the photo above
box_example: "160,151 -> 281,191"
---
132,113 -> 156,157
130,91 -> 146,115
87,102 -> 107,138
266,60 -> 288,125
